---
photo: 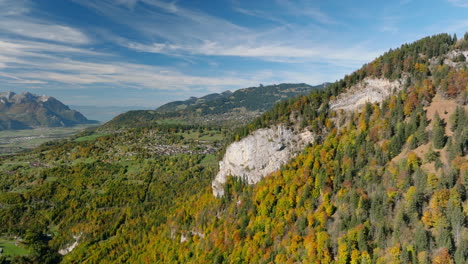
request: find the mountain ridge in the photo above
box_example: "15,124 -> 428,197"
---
103,82 -> 328,129
0,91 -> 98,130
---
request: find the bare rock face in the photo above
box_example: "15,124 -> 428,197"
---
443,50 -> 468,68
330,77 -> 404,111
58,233 -> 82,255
212,125 -> 313,196
212,77 -> 404,197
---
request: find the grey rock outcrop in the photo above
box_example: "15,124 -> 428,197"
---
212,77 -> 406,197
330,77 -> 404,111
58,233 -> 82,255
212,125 -> 313,196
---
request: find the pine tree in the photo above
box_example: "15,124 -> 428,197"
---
454,239 -> 467,264
415,223 -> 429,252
432,112 -> 447,149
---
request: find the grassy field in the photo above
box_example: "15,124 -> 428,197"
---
74,132 -> 110,142
0,125 -> 99,155
200,154 -> 218,166
177,130 -> 224,142
0,238 -> 30,258
156,119 -> 188,125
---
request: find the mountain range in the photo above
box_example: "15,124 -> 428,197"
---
0,91 -> 98,130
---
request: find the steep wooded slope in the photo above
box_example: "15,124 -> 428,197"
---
111,33 -> 467,264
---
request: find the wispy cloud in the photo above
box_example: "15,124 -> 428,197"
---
378,16 -> 400,33
123,40 -> 380,67
0,37 -> 262,91
1,0 -> 422,107
232,7 -> 286,24
448,0 -> 468,7
426,19 -> 468,37
0,0 -> 90,44
0,0 -> 279,93
0,0 -> 30,16
445,20 -> 468,35
275,0 -> 338,25
0,20 -> 90,44
75,0 -> 377,68
74,0 -> 249,44
0,32 -> 343,95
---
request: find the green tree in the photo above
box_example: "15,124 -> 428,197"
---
453,53 -> 466,62
432,112 -> 447,149
454,239 -> 467,264
415,223 -> 429,252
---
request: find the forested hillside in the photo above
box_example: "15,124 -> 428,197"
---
0,125 -> 224,263
83,33 -> 466,264
156,83 -> 325,114
0,33 -> 467,264
103,83 -> 325,129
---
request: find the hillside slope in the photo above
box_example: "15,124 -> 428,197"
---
0,92 -> 98,130
157,83 -> 326,114
156,90 -> 233,113
105,33 -> 467,264
103,83 -> 326,129
0,33 -> 466,264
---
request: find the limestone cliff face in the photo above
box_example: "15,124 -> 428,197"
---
213,77 -> 406,196
330,77 -> 405,111
212,125 -> 313,196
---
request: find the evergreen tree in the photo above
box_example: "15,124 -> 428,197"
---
432,112 -> 447,149
415,223 -> 429,252
454,240 -> 467,264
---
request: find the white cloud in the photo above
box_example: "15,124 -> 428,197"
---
448,0 -> 468,7
446,20 -> 468,33
75,0 -> 378,68
0,0 -> 30,16
0,0 -> 314,93
0,0 -> 90,44
232,7 -> 286,24
275,0 -> 338,25
18,63 -> 258,90
123,40 -> 380,68
0,20 -> 90,44
378,16 -> 400,33
0,35 -> 342,94
0,40 -> 99,57
0,38 -> 261,91
0,0 -> 384,102
427,19 -> 468,37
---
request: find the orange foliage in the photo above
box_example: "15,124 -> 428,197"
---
445,69 -> 468,98
432,248 -> 453,264
403,91 -> 419,116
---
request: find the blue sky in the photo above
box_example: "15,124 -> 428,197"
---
0,0 -> 467,107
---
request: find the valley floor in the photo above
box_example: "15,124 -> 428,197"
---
0,125 -> 99,156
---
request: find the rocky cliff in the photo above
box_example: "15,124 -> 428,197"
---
213,77 -> 407,196
212,125 -> 314,196
330,77 -> 405,111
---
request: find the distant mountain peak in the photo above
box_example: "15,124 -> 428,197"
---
0,91 -> 98,130
38,95 -> 51,102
